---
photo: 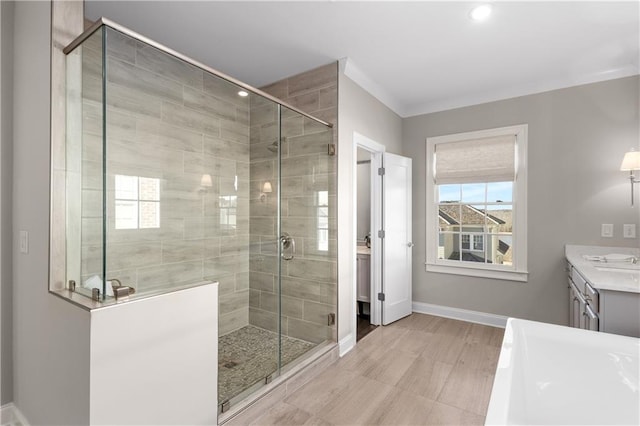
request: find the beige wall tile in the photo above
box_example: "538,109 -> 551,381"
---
135,41 -> 204,90
219,308 -> 250,336
287,132 -> 332,157
161,239 -> 205,263
204,134 -> 249,161
287,92 -> 319,114
136,260 -> 204,291
161,101 -> 221,136
137,118 -> 203,153
287,63 -> 337,98
204,253 -> 249,276
249,307 -> 278,332
249,254 -> 279,275
183,86 -> 237,121
203,72 -> 249,108
219,290 -> 250,316
286,318 -> 328,344
317,86 -> 337,110
302,301 -> 332,325
286,258 -> 336,283
107,57 -> 183,104
105,28 -> 137,63
105,82 -> 163,119
249,271 -> 275,292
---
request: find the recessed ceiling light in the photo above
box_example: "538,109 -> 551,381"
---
470,4 -> 492,21
238,90 -> 249,97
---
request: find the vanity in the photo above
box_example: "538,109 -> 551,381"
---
565,245 -> 640,337
356,245 -> 371,315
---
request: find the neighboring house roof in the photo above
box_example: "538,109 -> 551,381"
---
498,239 -> 510,255
438,209 -> 459,225
448,251 -> 492,263
438,203 -> 506,226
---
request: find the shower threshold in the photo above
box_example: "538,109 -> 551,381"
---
218,325 -> 315,405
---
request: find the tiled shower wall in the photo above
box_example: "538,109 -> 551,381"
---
249,63 -> 338,344
75,28 -> 251,335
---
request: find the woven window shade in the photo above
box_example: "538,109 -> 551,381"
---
435,135 -> 516,184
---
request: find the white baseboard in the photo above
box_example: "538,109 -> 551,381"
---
0,403 -> 29,426
338,333 -> 355,357
412,301 -> 508,328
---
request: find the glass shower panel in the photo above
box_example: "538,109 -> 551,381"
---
279,107 -> 337,360
101,27 -> 250,300
66,27 -> 105,299
64,19 -> 337,416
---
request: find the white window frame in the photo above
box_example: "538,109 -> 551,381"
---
425,124 -> 528,282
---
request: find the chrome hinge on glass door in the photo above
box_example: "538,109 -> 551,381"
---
280,232 -> 296,260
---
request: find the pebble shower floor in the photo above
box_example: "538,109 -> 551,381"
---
218,325 -> 315,403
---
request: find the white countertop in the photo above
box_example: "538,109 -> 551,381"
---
565,245 -> 640,293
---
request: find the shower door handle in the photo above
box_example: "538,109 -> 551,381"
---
280,233 -> 295,261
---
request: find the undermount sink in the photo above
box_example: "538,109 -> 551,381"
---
595,266 -> 640,274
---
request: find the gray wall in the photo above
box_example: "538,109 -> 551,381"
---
337,73 -> 402,344
13,2 -> 91,424
0,0 -> 14,406
403,76 -> 640,325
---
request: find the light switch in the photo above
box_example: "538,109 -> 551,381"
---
623,224 -> 636,239
601,224 -> 613,238
19,230 -> 28,253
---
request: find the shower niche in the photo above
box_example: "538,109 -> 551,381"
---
60,18 -> 337,415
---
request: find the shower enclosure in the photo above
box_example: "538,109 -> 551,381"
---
63,19 -> 337,413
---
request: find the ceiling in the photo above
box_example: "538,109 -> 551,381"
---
85,1 -> 640,117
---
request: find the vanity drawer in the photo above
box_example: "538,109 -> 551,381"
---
584,281 -> 599,313
571,268 -> 587,293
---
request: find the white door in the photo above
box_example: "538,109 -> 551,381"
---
382,153 -> 412,325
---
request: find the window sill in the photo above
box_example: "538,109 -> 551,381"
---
425,263 -> 528,282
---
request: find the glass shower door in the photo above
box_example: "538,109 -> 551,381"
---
278,107 -> 337,366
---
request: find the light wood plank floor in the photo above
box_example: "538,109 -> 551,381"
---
245,313 -> 504,425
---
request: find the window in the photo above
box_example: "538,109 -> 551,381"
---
219,195 -> 237,230
426,125 -> 528,282
115,175 -> 160,230
317,190 -> 329,251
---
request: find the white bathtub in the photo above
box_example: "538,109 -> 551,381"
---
486,318 -> 639,425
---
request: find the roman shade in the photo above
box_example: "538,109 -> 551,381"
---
434,134 -> 516,184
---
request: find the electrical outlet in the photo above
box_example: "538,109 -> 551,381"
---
601,224 -> 614,238
623,224 -> 636,239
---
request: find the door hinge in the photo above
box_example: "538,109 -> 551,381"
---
378,230 -> 385,238
328,312 -> 336,326
378,167 -> 385,176
378,292 -> 385,302
328,143 -> 336,156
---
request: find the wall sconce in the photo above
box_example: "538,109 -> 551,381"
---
620,150 -> 640,206
260,181 -> 272,202
199,174 -> 213,193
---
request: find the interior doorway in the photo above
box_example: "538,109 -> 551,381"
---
352,132 -> 414,343
353,134 -> 385,341
356,147 -> 377,341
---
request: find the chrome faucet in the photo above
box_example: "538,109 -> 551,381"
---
109,278 -> 135,299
